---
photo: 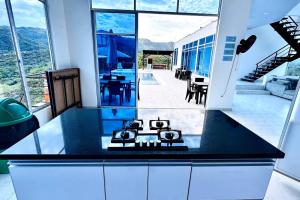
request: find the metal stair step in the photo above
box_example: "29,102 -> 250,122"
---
240,78 -> 255,82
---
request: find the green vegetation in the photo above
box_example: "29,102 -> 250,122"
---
0,26 -> 51,107
138,52 -> 172,69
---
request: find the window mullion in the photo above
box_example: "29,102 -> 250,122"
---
5,0 -> 32,110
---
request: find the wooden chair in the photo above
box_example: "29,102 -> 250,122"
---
46,68 -> 82,117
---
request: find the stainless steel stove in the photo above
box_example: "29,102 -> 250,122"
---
108,118 -> 188,151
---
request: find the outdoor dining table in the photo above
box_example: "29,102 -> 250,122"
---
100,79 -> 131,86
193,82 -> 209,88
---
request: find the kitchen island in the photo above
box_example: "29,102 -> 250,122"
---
0,108 -> 284,200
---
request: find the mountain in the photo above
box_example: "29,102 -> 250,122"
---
0,26 -> 49,52
138,38 -> 174,52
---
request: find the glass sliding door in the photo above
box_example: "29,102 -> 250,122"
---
95,12 -> 137,107
0,0 -> 24,104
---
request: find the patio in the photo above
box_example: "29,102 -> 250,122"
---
138,69 -> 291,147
138,69 -> 205,109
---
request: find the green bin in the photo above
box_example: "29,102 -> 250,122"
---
0,98 -> 39,174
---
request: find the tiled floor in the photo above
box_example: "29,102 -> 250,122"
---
224,93 -> 291,147
138,69 -> 203,109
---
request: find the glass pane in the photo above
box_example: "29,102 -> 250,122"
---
0,0 -> 25,104
136,0 -> 177,12
11,0 -> 53,109
197,47 -> 204,76
199,38 -> 205,45
203,46 -> 213,77
206,35 -> 214,43
179,0 -> 219,14
96,12 -> 137,107
96,13 -> 135,35
92,0 -> 134,10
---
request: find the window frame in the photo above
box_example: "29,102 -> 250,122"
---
91,0 -> 221,16
2,0 -> 56,112
92,10 -> 138,107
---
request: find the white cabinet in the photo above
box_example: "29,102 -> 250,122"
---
148,163 -> 191,200
9,164 -> 105,200
188,163 -> 274,200
104,163 -> 148,200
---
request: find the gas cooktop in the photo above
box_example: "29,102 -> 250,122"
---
108,118 -> 188,151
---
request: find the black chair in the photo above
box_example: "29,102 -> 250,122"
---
195,77 -> 204,82
199,86 -> 208,105
117,76 -> 126,80
125,82 -> 132,102
181,70 -> 192,80
102,75 -> 111,80
175,69 -> 181,78
108,81 -> 124,105
186,79 -> 198,103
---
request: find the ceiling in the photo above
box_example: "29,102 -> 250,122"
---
248,0 -> 300,29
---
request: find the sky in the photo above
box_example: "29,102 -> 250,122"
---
0,0 -> 46,28
92,0 -> 219,14
138,14 -> 217,42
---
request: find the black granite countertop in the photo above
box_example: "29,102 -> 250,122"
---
0,108 -> 284,161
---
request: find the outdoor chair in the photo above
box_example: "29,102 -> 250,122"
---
108,81 -> 124,105
199,86 -> 208,105
125,82 -> 132,102
185,79 -> 198,103
175,69 -> 181,78
102,75 -> 111,80
117,75 -> 126,80
180,70 -> 192,80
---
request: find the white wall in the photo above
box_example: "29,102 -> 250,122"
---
47,0 -> 71,68
237,25 -> 288,80
173,21 -> 218,72
47,0 -> 98,107
206,0 -> 253,110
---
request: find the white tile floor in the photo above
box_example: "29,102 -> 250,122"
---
224,94 -> 291,147
138,69 -> 203,109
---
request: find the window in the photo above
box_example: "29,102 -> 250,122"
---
173,48 -> 178,65
92,0 -> 134,10
0,0 -> 54,110
196,34 -> 215,77
92,0 -> 220,15
179,0 -> 220,14
95,12 -> 137,107
136,0 -> 177,12
0,0 -> 24,104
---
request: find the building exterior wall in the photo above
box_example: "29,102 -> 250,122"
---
172,21 -> 218,78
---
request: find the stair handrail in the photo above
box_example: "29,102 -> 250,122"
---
254,44 -> 291,76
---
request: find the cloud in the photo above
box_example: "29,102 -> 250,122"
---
138,14 -> 217,42
0,0 -> 47,29
179,0 -> 220,14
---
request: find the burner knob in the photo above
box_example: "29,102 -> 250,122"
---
156,140 -> 161,147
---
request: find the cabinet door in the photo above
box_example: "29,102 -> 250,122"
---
189,163 -> 273,200
148,163 -> 191,200
104,163 -> 148,200
9,164 -> 105,200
